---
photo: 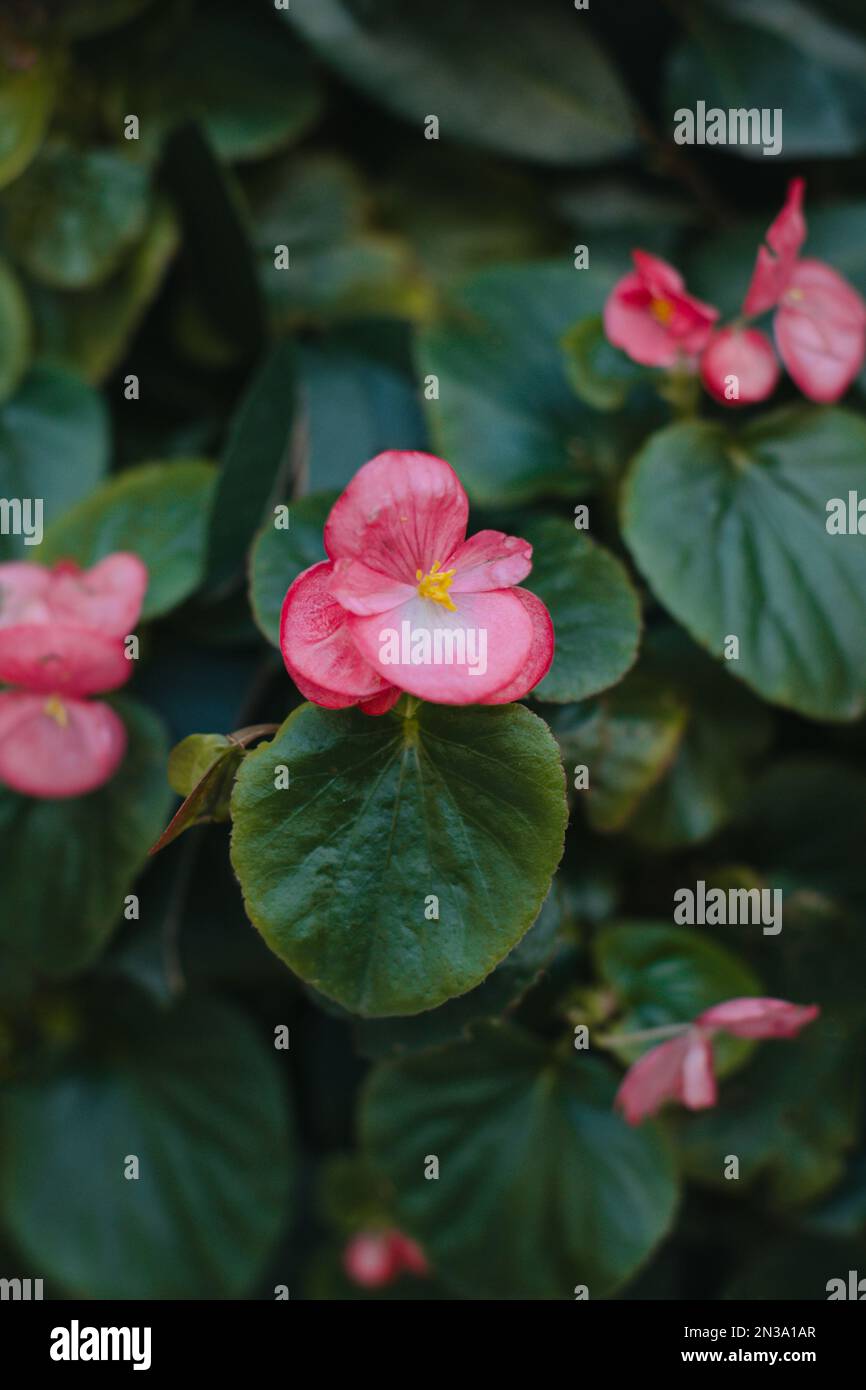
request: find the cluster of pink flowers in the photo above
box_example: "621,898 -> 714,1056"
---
605,179 -> 866,406
0,554 -> 147,798
280,450 -> 553,711
615,996 -> 819,1125
342,1229 -> 429,1289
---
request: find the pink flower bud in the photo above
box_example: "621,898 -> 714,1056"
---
700,327 -> 780,406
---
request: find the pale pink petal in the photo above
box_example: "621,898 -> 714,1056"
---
615,1032 -> 697,1126
698,997 -> 820,1039
631,250 -> 686,296
480,587 -> 554,704
0,623 -> 133,696
679,1034 -> 717,1110
323,451 -> 468,584
342,1233 -> 397,1289
328,557 -> 416,616
279,560 -> 391,703
346,588 -> 533,704
47,553 -> 148,636
0,563 -> 53,626
446,530 -> 533,593
775,258 -> 866,401
604,272 -> 681,367
743,177 -> 807,316
700,327 -> 780,405
0,691 -> 126,798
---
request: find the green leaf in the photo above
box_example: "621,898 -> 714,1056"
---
0,365 -> 108,559
626,633 -> 772,849
299,324 -> 428,493
41,459 -> 216,620
151,727 -> 279,855
561,314 -> 646,411
205,340 -> 297,590
622,408 -> 866,722
551,672 -> 688,831
666,0 -> 866,159
0,256 -> 31,404
248,154 -> 420,326
285,0 -> 636,165
673,1028 -> 861,1207
3,143 -> 151,289
27,199 -> 179,383
361,1022 -> 678,1298
0,50 -> 57,190
0,698 -> 170,979
249,492 -> 333,647
337,888 -> 561,1056
417,261 -> 640,505
230,701 -> 568,1016
595,922 -> 760,1074
104,2 -> 321,163
0,990 -> 293,1297
522,515 -> 641,703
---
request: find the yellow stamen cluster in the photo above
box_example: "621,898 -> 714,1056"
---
416,561 -> 457,611
649,296 -> 674,325
43,695 -> 68,727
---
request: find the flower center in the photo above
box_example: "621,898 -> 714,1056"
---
43,694 -> 68,727
416,561 -> 456,611
649,296 -> 674,325
786,287 -> 805,302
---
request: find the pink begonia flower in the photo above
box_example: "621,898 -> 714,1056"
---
603,249 -> 719,368
744,178 -> 866,402
0,553 -> 147,799
700,326 -> 780,405
615,997 -> 820,1126
342,1229 -> 429,1289
280,451 -> 554,710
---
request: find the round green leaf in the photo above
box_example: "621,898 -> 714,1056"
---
0,256 -> 31,403
0,991 -> 293,1298
0,365 -> 108,559
523,515 -> 641,703
41,459 -> 216,619
0,697 -> 170,978
595,922 -> 760,1074
230,701 -> 568,1016
0,51 -> 57,190
286,0 -> 636,166
418,262 -> 638,505
249,491 -> 334,646
622,408 -> 866,721
3,143 -> 151,289
361,1022 -> 679,1298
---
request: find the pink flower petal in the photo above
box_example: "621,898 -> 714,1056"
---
328,557 -> 416,617
279,560 -> 391,703
775,258 -> 866,402
604,260 -> 718,368
631,250 -> 686,297
700,327 -> 780,406
47,553 -> 148,636
389,1232 -> 429,1277
698,997 -> 820,1039
0,563 -> 52,625
680,1034 -> 717,1110
743,177 -> 807,317
0,623 -> 134,696
604,272 -> 682,368
446,530 -> 533,593
323,451 -> 469,585
480,587 -> 554,704
342,1232 -> 398,1289
615,1031 -> 698,1125
0,691 -> 126,798
346,587 -> 534,704
359,686 -> 402,716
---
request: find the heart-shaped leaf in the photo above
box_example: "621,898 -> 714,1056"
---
0,989 -> 293,1297
522,516 -> 641,703
285,0 -> 637,165
0,697 -> 170,979
41,459 -> 216,619
361,1022 -> 678,1298
230,701 -> 568,1016
622,408 -> 866,721
0,366 -> 108,560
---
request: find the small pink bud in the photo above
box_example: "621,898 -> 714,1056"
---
700,327 -> 780,406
